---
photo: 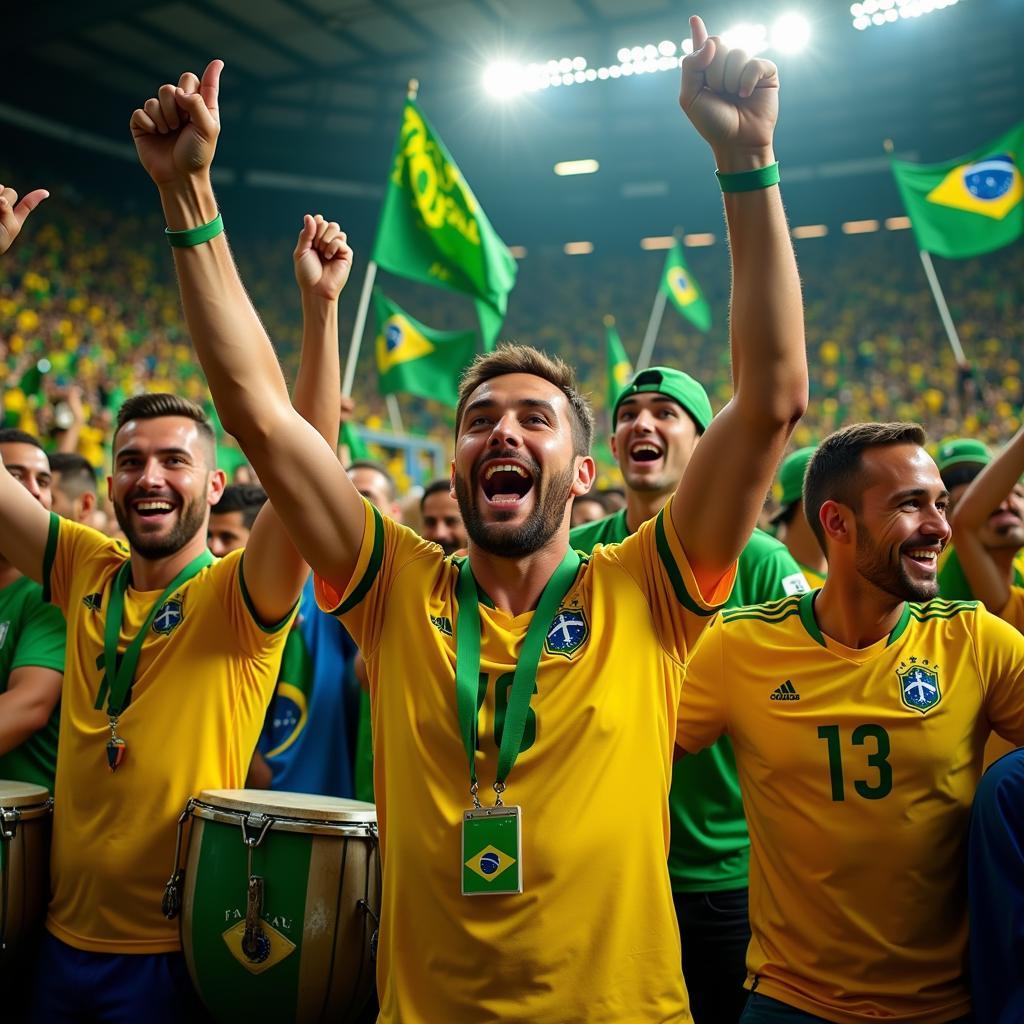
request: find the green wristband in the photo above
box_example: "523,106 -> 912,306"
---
165,213 -> 224,248
715,162 -> 781,193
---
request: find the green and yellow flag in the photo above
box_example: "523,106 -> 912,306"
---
892,122 -> 1024,259
660,241 -> 711,332
373,290 -> 476,407
372,100 -> 517,349
604,316 -> 632,413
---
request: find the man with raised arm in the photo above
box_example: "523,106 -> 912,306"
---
131,15 -> 806,1020
0,191 -> 348,1022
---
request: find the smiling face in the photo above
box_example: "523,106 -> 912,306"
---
109,416 -> 224,560
611,393 -> 700,496
847,444 -> 951,602
0,442 -> 53,511
453,372 -> 594,558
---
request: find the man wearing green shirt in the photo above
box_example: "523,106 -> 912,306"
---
771,446 -> 827,588
0,429 -> 65,793
571,367 -> 807,1024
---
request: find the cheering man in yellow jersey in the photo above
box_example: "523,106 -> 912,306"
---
0,198 -> 350,1022
129,14 -> 807,1021
678,422 -> 1024,1024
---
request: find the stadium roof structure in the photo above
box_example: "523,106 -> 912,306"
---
4,0 -> 1023,248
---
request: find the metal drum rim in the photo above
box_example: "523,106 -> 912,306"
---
0,799 -> 52,821
189,799 -> 377,838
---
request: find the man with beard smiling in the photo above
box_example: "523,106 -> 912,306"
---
130,15 -> 807,1021
0,206 -> 349,1020
677,421 -> 1024,1024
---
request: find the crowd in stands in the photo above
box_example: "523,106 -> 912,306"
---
3,173 -> 1021,499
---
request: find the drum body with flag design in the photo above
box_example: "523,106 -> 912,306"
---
177,790 -> 380,1023
0,781 -> 52,970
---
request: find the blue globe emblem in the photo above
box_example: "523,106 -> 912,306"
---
964,156 -> 1015,201
676,270 -> 689,289
385,322 -> 404,352
480,852 -> 501,875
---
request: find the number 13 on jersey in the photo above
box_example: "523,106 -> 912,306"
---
817,724 -> 893,801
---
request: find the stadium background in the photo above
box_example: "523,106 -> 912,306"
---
2,0 -> 1022,497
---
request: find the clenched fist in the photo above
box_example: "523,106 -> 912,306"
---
294,215 -> 354,303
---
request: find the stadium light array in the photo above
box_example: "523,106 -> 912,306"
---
792,224 -> 828,239
554,159 -> 600,176
850,0 -> 961,32
842,219 -> 880,234
641,236 -> 676,250
564,241 -> 594,255
509,246 -> 528,259
885,216 -> 912,230
684,233 -> 716,247
481,15 -> 811,99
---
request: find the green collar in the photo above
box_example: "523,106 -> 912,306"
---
798,590 -> 912,649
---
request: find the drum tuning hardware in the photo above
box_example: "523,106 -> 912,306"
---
162,801 -> 195,919
0,807 -> 21,841
242,875 -> 270,964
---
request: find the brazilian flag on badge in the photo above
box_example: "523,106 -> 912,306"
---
660,241 -> 712,332
373,289 -> 476,408
462,807 -> 522,895
891,122 -> 1024,259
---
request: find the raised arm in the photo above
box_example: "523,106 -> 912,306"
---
240,215 -> 350,623
950,426 -> 1024,615
671,15 -> 807,586
0,182 -> 48,255
129,63 -> 365,593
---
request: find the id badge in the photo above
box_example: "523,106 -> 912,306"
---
461,805 -> 523,896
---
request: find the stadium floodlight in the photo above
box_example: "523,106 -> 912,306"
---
722,23 -> 769,55
792,224 -> 828,238
483,61 -> 525,98
850,0 -> 961,30
641,236 -> 675,250
564,241 -> 594,255
683,233 -> 716,247
554,159 -> 600,176
509,246 -> 528,259
771,13 -> 812,54
885,216 -> 912,230
842,219 -> 880,234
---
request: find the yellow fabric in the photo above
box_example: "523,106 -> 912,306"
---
999,585 -> 1024,633
678,594 -> 1024,1024
45,518 -> 293,953
315,498 -> 734,1024
799,562 -> 827,589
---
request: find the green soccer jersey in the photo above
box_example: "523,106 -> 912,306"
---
0,574 -> 66,792
938,544 -> 1024,601
571,510 -> 808,891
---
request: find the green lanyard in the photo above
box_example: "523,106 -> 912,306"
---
455,548 -> 580,805
94,550 -> 214,716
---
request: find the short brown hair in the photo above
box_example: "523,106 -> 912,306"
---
455,344 -> 594,456
115,393 -> 217,467
804,422 -> 928,553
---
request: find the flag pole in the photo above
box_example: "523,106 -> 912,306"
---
385,394 -> 405,434
637,286 -> 667,371
918,249 -> 967,364
341,78 -> 419,398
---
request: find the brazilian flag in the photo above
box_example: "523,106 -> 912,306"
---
660,241 -> 711,332
891,122 -> 1024,259
604,315 -> 632,413
373,290 -> 476,407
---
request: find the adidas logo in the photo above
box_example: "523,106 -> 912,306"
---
770,680 -> 801,701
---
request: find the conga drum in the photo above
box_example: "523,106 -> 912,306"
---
164,790 -> 379,1023
0,781 -> 52,967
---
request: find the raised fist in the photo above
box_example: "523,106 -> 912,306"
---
130,61 -> 223,187
294,214 -> 354,303
0,184 -> 48,255
679,16 -> 779,162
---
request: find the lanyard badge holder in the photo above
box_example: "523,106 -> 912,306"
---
455,549 -> 580,896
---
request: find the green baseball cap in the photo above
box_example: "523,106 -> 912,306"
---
776,446 -> 817,508
935,438 -> 991,474
612,366 -> 713,434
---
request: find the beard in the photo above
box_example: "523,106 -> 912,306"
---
114,492 -> 208,560
455,454 -> 575,558
854,519 -> 939,602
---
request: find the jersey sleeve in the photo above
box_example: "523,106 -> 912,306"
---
756,548 -> 810,602
43,512 -> 127,614
313,498 -> 442,656
675,612 -> 729,753
598,497 -> 736,663
974,607 -> 1024,745
11,595 -> 66,673
211,548 -> 298,659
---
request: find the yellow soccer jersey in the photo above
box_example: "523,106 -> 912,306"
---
677,591 -> 1024,1024
42,514 -> 294,953
798,562 -> 826,589
315,499 -> 734,1024
999,585 -> 1024,633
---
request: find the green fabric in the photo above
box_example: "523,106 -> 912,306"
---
339,422 -> 369,461
891,122 -> 1024,259
938,544 -> 1024,601
354,690 -> 374,804
373,289 -> 477,407
372,99 -> 517,347
776,446 -> 817,507
605,320 -> 632,414
613,366 -> 713,434
570,514 -> 807,892
0,575 -> 66,792
660,240 -> 712,332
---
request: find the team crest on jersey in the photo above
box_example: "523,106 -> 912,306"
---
152,598 -> 184,636
897,658 -> 942,714
0,621 -> 8,650
544,607 -> 589,659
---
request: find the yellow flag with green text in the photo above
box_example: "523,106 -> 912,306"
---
372,100 -> 517,349
373,290 -> 476,407
660,241 -> 711,332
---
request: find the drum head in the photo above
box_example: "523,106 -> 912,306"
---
197,789 -> 376,823
0,780 -> 50,807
